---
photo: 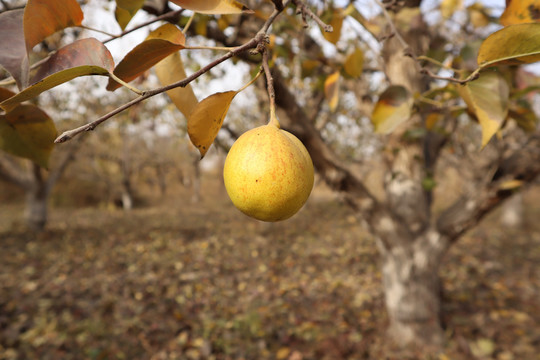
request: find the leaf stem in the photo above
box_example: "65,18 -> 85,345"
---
237,68 -> 263,93
108,73 -> 143,95
262,49 -> 279,128
182,12 -> 195,34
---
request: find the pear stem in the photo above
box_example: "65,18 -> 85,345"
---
262,48 -> 279,128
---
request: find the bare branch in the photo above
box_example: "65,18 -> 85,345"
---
292,0 -> 333,31
0,156 -> 30,189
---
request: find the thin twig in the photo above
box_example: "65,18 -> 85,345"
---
182,12 -> 195,34
420,68 -> 480,85
373,0 -> 408,49
101,9 -> 184,44
292,0 -> 333,32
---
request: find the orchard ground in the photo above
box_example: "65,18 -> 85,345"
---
0,173 -> 539,360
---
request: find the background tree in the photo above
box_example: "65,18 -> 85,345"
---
1,0 -> 540,351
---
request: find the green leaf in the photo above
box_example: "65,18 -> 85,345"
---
169,0 -> 252,14
1,38 -> 115,113
371,86 -> 413,134
477,23 -> 540,67
115,0 -> 144,30
457,71 -> 509,147
155,51 -> 198,118
0,9 -> 28,89
0,104 -> 57,168
188,91 -> 238,158
23,0 -> 84,53
106,24 -> 186,91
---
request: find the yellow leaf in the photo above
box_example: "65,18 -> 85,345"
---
500,0 -> 540,26
344,48 -> 364,78
477,23 -> 540,68
425,113 -> 443,130
468,3 -> 490,28
322,9 -> 344,44
276,347 -> 290,360
324,71 -> 340,112
457,71 -> 509,147
188,91 -> 238,158
169,0 -> 252,14
441,0 -> 462,18
115,0 -> 144,30
0,104 -> 57,168
371,86 -> 412,134
499,179 -> 523,190
155,51 -> 198,118
107,24 -> 186,91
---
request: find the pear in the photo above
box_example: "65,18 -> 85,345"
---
223,122 -> 314,222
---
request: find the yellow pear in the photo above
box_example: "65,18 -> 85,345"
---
223,122 -> 314,222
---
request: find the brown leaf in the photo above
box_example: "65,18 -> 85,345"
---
106,24 -> 186,91
0,9 -> 28,89
1,38 -> 114,113
23,0 -> 84,53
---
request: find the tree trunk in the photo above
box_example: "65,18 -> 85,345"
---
380,234 -> 445,348
24,182 -> 48,232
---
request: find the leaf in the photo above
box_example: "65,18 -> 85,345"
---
440,0 -> 462,18
106,24 -> 186,91
371,85 -> 413,134
343,48 -> 364,78
477,23 -> 540,67
169,0 -> 252,14
188,91 -> 238,158
155,51 -> 198,118
457,71 -> 509,147
500,0 -> 540,26
0,104 -> 57,168
115,0 -> 144,30
0,88 -> 16,102
0,9 -> 28,89
1,38 -> 115,113
324,71 -> 340,112
322,9 -> 343,44
23,0 -> 84,53
468,3 -> 490,28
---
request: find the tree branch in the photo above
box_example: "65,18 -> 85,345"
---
55,3 -> 291,144
437,135 -> 540,240
0,156 -> 30,189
